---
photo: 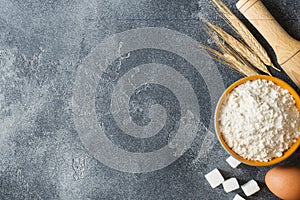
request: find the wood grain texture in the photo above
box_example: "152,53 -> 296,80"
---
237,0 -> 300,88
283,53 -> 300,88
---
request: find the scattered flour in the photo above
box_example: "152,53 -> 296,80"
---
219,79 -> 300,162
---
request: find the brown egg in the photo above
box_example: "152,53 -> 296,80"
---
265,165 -> 300,200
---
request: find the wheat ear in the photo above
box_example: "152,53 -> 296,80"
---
203,29 -> 259,76
203,45 -> 259,76
205,21 -> 271,75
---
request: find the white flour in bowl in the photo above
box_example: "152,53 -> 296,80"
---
219,79 -> 300,162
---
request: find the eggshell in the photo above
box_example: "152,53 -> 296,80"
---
265,165 -> 300,200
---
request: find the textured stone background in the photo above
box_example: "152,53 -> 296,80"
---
0,0 -> 299,199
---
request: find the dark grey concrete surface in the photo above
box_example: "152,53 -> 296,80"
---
0,0 -> 299,199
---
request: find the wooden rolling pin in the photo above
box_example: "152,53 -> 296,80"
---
236,0 -> 300,88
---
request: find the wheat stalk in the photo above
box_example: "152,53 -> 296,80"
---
211,0 -> 280,71
224,53 -> 259,76
211,32 -> 259,76
205,21 -> 271,75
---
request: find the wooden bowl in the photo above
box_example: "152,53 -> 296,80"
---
215,75 -> 300,166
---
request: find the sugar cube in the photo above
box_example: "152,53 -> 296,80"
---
233,194 -> 245,200
222,178 -> 239,193
226,156 -> 241,168
205,168 -> 224,188
241,179 -> 260,196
